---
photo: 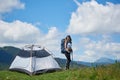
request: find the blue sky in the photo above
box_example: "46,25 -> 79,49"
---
3,0 -> 77,33
0,0 -> 120,62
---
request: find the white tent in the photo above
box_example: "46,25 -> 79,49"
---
9,45 -> 61,75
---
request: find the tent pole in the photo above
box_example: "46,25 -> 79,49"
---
30,45 -> 34,76
71,52 -> 73,68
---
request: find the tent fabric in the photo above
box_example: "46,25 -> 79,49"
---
9,46 -> 61,75
17,49 -> 50,58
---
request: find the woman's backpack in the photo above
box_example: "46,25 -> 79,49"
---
61,39 -> 65,53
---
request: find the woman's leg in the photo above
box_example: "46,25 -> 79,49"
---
65,53 -> 71,69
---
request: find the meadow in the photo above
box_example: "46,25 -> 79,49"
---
0,62 -> 120,80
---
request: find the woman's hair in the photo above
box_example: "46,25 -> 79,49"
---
66,35 -> 72,43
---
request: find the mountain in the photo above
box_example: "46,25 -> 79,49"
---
76,57 -> 120,67
0,48 -> 13,64
92,57 -> 117,66
0,46 -> 21,70
0,48 -> 13,70
0,46 -> 86,70
0,46 -> 21,62
76,61 -> 92,67
2,46 -> 20,57
2,46 -> 118,70
95,57 -> 115,63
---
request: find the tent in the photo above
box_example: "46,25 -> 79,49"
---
9,45 -> 61,75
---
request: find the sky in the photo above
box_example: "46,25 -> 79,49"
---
0,0 -> 120,62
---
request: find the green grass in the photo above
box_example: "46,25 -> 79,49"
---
0,63 -> 120,80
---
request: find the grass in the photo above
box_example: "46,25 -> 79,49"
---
0,62 -> 120,80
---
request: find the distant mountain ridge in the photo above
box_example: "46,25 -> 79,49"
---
0,46 -> 21,70
0,46 -> 119,70
92,57 -> 118,66
95,57 -> 115,63
0,46 -> 85,70
77,57 -> 119,67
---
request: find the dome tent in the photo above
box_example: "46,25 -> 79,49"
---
9,45 -> 61,75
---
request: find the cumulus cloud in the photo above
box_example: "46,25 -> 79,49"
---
67,0 -> 120,62
38,27 -> 62,55
78,36 -> 120,62
67,0 -> 120,35
0,0 -> 24,14
0,20 -> 62,57
0,20 -> 41,45
45,27 -> 60,40
0,0 -> 63,58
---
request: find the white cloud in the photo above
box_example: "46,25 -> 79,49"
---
79,50 -> 98,62
67,0 -> 120,35
37,27 -> 63,57
0,0 -> 24,14
0,20 -> 63,58
0,20 -> 41,44
45,27 -> 60,40
78,36 -> 120,62
0,22 -> 62,56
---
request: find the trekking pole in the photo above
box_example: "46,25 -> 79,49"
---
71,51 -> 73,68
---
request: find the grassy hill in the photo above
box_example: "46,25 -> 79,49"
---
0,46 -> 21,70
0,62 -> 120,80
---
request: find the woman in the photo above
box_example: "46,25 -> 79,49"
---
64,35 -> 73,70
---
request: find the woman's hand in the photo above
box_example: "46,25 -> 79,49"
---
65,48 -> 72,53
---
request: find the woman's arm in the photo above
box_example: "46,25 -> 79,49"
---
64,40 -> 70,52
64,39 -> 67,50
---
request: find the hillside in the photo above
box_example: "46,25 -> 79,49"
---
0,46 -> 21,70
0,46 -> 85,70
0,62 -> 120,80
0,46 -> 119,70
77,57 -> 120,67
